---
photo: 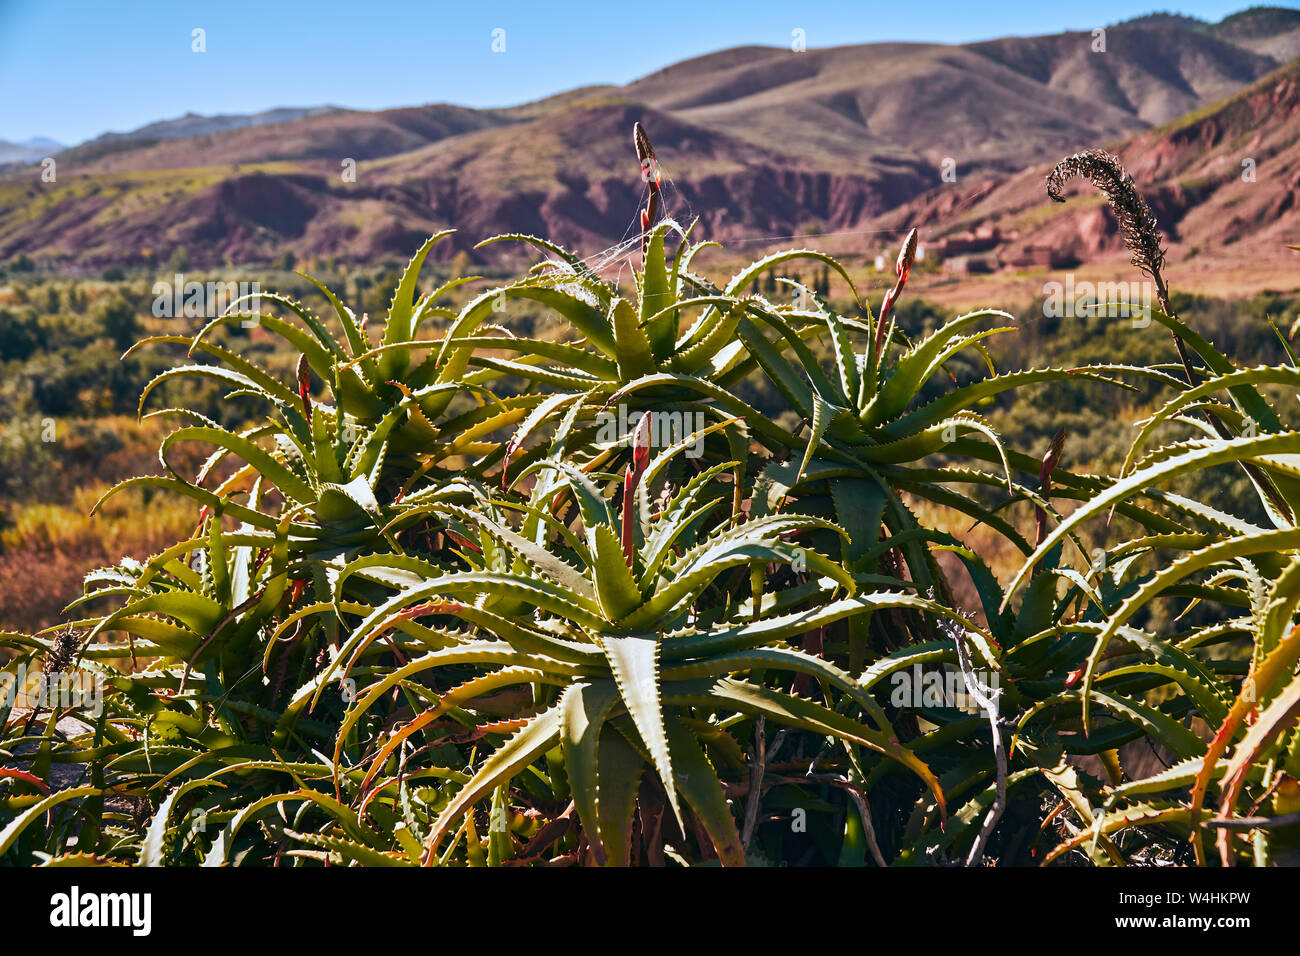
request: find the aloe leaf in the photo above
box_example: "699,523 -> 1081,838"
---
664,714 -> 745,865
595,723 -> 644,866
600,633 -> 679,826
425,699 -> 565,859
612,297 -> 656,379
1005,433 -> 1300,611
665,677 -> 945,815
379,231 -> 452,379
592,524 -> 642,620
640,221 -> 678,360
161,426 -> 316,503
0,786 -> 98,861
724,248 -> 858,305
560,679 -> 622,864
864,310 -> 1011,425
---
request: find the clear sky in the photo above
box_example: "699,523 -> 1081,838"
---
0,0 -> 1290,145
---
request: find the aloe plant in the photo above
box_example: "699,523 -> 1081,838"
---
7,134 -> 1300,868
319,415 -> 963,864
994,152 -> 1300,867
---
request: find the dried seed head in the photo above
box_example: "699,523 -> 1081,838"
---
43,626 -> 81,676
634,122 -> 656,169
634,121 -> 660,188
1046,150 -> 1166,285
634,122 -> 661,254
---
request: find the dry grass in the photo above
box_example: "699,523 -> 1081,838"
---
0,487 -> 195,632
0,416 -> 211,633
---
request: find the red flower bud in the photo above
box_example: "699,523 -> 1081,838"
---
621,412 -> 654,567
875,229 -> 919,357
896,228 -> 918,283
631,411 -> 652,473
296,354 -> 313,420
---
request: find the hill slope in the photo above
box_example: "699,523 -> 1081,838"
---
877,54 -> 1300,289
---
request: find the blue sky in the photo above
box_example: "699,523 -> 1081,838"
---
0,0 -> 1289,145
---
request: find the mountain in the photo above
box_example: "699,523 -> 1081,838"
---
0,138 -> 65,165
56,103 -> 508,172
870,53 -> 1300,292
1210,5 -> 1300,60
85,107 -> 341,146
626,24 -> 1277,170
19,137 -> 64,152
2,7 -> 1299,272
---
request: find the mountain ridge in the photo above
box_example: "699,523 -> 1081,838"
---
872,54 -> 1300,288
3,6 -> 1300,272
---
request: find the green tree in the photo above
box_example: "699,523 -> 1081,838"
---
0,307 -> 40,361
167,246 -> 191,273
97,297 -> 139,353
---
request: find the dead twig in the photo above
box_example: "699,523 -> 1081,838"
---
939,610 -> 1005,866
741,716 -> 766,851
1203,810 -> 1300,831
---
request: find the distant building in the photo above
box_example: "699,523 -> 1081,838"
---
947,255 -> 997,275
1004,246 -> 1075,269
932,226 -> 1001,256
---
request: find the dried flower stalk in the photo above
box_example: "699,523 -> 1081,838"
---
634,121 -> 661,255
1047,150 -> 1290,519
